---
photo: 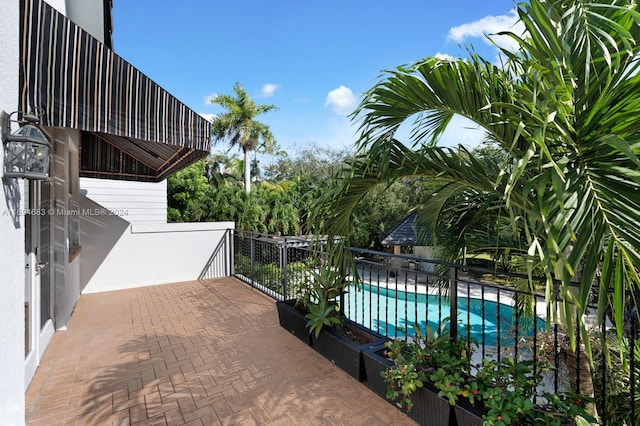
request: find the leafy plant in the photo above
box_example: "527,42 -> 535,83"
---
465,358 -> 538,425
464,357 -> 596,426
383,361 -> 423,413
382,323 -> 472,411
254,262 -> 282,291
530,391 -> 597,426
591,328 -> 640,425
234,254 -> 251,277
305,297 -> 341,338
430,367 -> 466,406
285,261 -> 310,300
300,263 -> 350,336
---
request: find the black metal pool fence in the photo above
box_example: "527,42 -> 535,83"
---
231,230 -> 639,425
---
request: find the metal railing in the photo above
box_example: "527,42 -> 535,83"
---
198,228 -> 233,279
230,230 -> 637,425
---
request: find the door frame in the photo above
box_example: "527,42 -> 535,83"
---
24,179 -> 54,389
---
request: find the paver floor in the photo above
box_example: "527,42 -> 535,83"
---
25,278 -> 415,425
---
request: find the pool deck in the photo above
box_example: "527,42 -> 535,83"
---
25,278 -> 416,425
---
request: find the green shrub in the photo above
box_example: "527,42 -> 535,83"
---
235,254 -> 251,277
255,262 -> 283,292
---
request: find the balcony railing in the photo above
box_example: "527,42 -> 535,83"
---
230,230 -> 638,425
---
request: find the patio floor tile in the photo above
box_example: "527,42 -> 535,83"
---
26,278 -> 415,425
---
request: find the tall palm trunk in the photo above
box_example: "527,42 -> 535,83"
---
565,342 -> 598,421
243,146 -> 251,193
560,264 -> 599,422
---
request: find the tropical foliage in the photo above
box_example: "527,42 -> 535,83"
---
169,147 -> 425,247
313,0 -> 640,356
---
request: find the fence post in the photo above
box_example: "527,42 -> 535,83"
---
450,266 -> 458,342
282,238 -> 288,299
228,229 -> 234,277
250,231 -> 255,288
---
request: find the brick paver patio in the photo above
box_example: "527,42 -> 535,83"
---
25,278 -> 415,425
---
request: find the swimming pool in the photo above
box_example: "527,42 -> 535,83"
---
344,283 -> 545,347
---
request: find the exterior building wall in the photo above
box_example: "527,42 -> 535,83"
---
80,201 -> 234,293
64,0 -> 106,42
80,178 -> 168,224
1,2 -> 213,421
45,0 -> 66,14
0,0 -> 26,422
414,246 -> 439,272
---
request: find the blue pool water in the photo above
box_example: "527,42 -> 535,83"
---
345,283 -> 545,347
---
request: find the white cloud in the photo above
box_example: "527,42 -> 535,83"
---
204,93 -> 218,105
325,86 -> 358,116
448,10 -> 523,52
259,83 -> 280,97
198,113 -> 216,123
434,52 -> 456,61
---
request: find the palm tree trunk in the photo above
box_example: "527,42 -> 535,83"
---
565,342 -> 599,422
559,283 -> 599,421
243,147 -> 251,193
556,257 -> 599,421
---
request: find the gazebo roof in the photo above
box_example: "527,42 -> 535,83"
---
381,212 -> 427,246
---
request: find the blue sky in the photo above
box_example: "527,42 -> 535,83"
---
112,1 -> 520,157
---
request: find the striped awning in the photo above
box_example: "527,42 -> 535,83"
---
19,0 -> 210,181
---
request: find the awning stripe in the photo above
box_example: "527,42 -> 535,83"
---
19,0 -> 210,152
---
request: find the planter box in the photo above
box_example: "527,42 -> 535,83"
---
361,344 -> 454,425
408,383 -> 452,426
275,299 -> 312,346
454,398 -> 484,426
311,318 -> 387,381
362,342 -> 455,426
362,343 -> 392,400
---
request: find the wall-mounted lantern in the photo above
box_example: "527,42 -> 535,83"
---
1,111 -> 51,180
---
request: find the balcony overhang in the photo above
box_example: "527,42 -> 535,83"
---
19,0 -> 210,182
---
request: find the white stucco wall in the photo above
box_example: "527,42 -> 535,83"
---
80,191 -> 234,293
64,0 -> 104,42
414,246 -> 439,272
0,0 -> 26,422
80,178 -> 168,224
44,0 -> 66,15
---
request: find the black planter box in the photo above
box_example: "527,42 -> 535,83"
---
409,383 -> 452,426
453,397 -> 484,426
361,344 -> 454,425
362,343 -> 392,400
311,318 -> 387,381
275,299 -> 312,346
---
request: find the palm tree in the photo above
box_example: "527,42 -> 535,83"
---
210,82 -> 278,193
205,154 -> 243,188
313,0 -> 640,402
